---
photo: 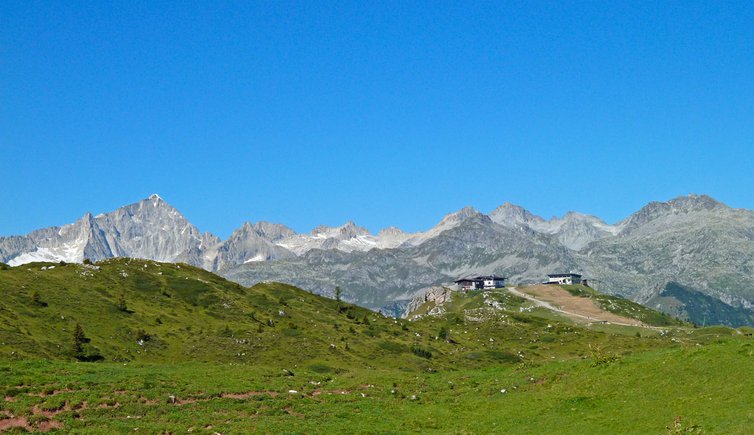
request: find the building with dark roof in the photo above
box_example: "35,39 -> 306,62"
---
454,275 -> 506,291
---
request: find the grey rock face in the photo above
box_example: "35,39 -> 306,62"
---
404,286 -> 455,319
203,222 -> 296,271
491,204 -> 617,250
578,196 -> 754,323
1,194 -> 217,267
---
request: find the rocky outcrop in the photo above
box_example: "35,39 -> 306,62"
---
404,286 -> 455,319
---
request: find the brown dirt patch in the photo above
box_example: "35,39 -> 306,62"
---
139,396 -> 159,405
38,420 -> 64,431
521,285 -> 644,326
32,401 -> 70,418
0,416 -> 31,432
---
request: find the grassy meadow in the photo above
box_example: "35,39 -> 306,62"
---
0,259 -> 752,432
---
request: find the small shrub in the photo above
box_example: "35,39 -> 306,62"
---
83,258 -> 93,265
135,329 -> 151,342
589,345 -> 621,367
666,416 -> 702,434
411,346 -> 433,359
308,363 -> 334,374
218,325 -> 233,337
437,326 -> 449,341
30,291 -> 48,307
116,293 -> 129,313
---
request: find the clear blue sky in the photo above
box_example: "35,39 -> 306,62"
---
2,1 -> 753,238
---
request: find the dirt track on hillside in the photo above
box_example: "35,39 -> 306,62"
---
512,285 -> 645,326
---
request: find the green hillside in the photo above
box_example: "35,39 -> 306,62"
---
1,259 -> 752,432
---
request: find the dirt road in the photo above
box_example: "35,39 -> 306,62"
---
507,285 -> 645,327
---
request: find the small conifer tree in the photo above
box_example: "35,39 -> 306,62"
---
31,291 -> 47,307
117,293 -> 129,312
72,323 -> 87,359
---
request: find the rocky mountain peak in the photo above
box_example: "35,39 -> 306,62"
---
312,221 -> 370,239
489,202 -> 542,227
377,226 -> 405,237
439,206 -> 481,225
667,194 -> 727,211
251,222 -> 295,242
619,194 -> 728,235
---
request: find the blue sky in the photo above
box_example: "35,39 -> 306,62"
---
2,1 -> 753,238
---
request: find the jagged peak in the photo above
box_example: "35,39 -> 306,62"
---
129,194 -> 172,211
637,194 -> 726,216
235,221 -> 255,233
311,220 -> 370,238
489,202 -> 542,226
251,221 -> 296,241
618,194 -> 729,234
440,206 -> 480,224
377,226 -> 406,237
666,193 -> 727,210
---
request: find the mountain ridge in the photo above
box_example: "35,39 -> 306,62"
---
2,193 -> 754,326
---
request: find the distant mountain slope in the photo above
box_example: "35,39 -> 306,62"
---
226,214 -> 580,309
644,282 -> 754,327
578,195 -> 754,325
490,203 -> 619,250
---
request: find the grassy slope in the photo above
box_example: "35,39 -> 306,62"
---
1,260 -> 752,432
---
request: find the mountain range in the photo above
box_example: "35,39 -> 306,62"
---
2,193 -> 753,326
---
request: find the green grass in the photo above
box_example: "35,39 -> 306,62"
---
0,259 -> 751,432
1,338 -> 752,433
